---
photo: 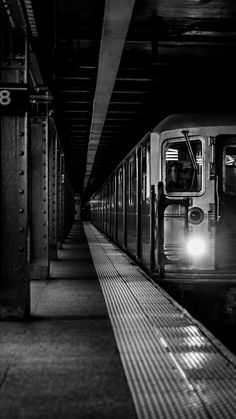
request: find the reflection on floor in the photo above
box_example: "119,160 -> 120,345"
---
0,222 -> 137,419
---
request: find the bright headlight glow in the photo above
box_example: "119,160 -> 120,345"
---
186,237 -> 206,257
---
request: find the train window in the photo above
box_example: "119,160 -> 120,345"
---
128,159 -> 133,204
128,157 -> 136,206
119,168 -> 123,184
118,168 -> 123,207
223,146 -> 236,195
146,145 -> 150,199
111,177 -> 115,209
142,145 -> 151,202
165,139 -> 203,193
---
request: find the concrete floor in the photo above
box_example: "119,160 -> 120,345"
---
0,223 -> 137,419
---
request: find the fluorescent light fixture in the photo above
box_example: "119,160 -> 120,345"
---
2,0 -> 15,28
24,0 -> 38,36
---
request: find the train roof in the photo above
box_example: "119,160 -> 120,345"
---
153,113 -> 236,134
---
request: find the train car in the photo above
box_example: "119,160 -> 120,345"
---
89,114 -> 236,278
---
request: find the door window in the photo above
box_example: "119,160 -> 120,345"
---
128,158 -> 136,205
223,145 -> 236,195
142,144 -> 150,202
118,168 -> 123,207
164,139 -> 203,194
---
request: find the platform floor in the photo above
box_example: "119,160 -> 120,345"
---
0,223 -> 136,419
1,222 -> 236,418
84,223 -> 236,419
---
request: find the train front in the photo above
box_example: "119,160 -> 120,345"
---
154,116 -> 236,276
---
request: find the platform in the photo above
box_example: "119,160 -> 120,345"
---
1,222 -> 236,418
84,222 -> 236,419
0,223 -> 136,419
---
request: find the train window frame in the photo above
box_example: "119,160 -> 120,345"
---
146,144 -> 151,200
118,167 -> 123,184
128,158 -> 134,205
162,135 -> 205,197
118,167 -> 123,208
222,145 -> 236,196
111,176 -> 115,209
142,144 -> 151,203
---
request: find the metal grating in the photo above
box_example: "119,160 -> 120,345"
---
84,222 -> 236,419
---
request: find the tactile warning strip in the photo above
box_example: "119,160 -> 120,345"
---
84,222 -> 236,419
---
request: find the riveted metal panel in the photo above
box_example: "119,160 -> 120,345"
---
56,147 -> 65,249
30,115 -> 49,279
59,153 -> 65,246
56,147 -> 62,248
49,124 -> 58,260
0,34 -> 29,319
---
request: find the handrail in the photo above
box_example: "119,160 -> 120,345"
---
182,129 -> 198,189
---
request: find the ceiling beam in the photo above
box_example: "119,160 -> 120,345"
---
56,77 -> 94,81
83,0 -> 136,191
59,101 -> 91,104
59,90 -> 92,93
62,110 -> 90,113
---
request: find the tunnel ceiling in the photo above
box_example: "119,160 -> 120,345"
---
30,0 -> 236,198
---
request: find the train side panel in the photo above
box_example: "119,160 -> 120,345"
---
105,182 -> 110,236
126,150 -> 137,255
140,138 -> 151,268
110,174 -> 117,241
117,165 -> 124,245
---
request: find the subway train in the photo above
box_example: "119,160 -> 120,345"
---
89,114 -> 236,279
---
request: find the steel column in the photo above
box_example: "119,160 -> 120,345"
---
0,35 -> 30,318
30,114 -> 49,279
49,121 -> 58,260
57,152 -> 65,248
56,147 -> 62,248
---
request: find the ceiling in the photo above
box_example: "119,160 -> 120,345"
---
4,0 -> 236,199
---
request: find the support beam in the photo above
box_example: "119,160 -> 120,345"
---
30,112 -> 49,280
49,119 -> 58,260
57,152 -> 65,248
62,111 -> 90,113
83,0 -> 136,191
0,25 -> 29,319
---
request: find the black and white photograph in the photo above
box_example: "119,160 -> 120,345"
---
1,1 -> 236,418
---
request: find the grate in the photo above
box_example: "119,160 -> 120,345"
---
84,222 -> 236,419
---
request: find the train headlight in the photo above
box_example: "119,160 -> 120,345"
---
186,237 -> 206,257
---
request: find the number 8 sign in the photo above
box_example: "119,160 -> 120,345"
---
0,90 -> 11,106
0,86 -> 27,113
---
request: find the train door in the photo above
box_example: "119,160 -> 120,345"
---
123,162 -> 127,248
215,135 -> 236,271
117,166 -> 124,245
110,175 -> 116,240
136,147 -> 142,259
102,188 -> 106,232
127,153 -> 137,255
141,142 -> 151,267
161,135 -> 210,272
106,183 -> 110,236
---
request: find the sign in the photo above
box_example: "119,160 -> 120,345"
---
0,85 -> 28,114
